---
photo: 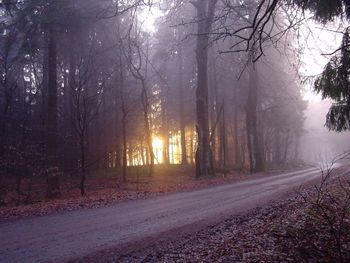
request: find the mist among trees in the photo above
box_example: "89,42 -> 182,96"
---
3,1 -> 350,263
0,0 -> 347,200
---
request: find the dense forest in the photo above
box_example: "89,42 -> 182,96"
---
0,0 -> 310,199
3,1 -> 350,263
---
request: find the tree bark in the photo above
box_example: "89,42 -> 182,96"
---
178,49 -> 187,165
246,61 -> 264,173
47,26 -> 58,160
161,96 -> 169,165
233,90 -> 240,167
193,0 -> 217,177
274,128 -> 281,164
46,25 -> 60,198
140,79 -> 154,176
119,48 -> 127,181
79,132 -> 86,196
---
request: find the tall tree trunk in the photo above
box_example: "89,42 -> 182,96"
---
0,46 -> 12,157
222,100 -> 227,175
62,62 -> 71,173
193,0 -> 217,177
66,51 -> 77,173
46,26 -> 60,198
0,93 -> 10,158
213,53 -> 221,167
116,5 -> 127,181
119,50 -> 127,182
79,131 -> 86,196
178,49 -> 187,165
41,41 -> 49,152
161,96 -> 169,165
140,79 -> 154,176
294,136 -> 300,161
246,61 -> 264,173
47,26 -> 58,161
114,81 -> 121,170
274,128 -> 281,164
283,132 -> 291,163
125,34 -> 154,175
233,90 -> 240,167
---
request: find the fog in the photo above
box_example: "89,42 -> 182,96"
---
298,19 -> 350,166
300,100 -> 350,165
1,0 -> 350,196
2,2 -> 350,262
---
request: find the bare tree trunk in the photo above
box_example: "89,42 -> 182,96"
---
47,27 -> 58,159
294,136 -> 300,161
190,131 -> 194,165
178,49 -> 187,165
222,100 -> 227,175
116,6 -> 127,181
283,132 -> 291,163
119,50 -> 127,182
161,96 -> 169,165
65,51 -> 77,174
140,79 -> 154,176
233,92 -> 240,166
241,134 -> 246,167
124,35 -> 154,176
193,0 -> 217,177
140,141 -> 146,166
0,93 -> 10,157
0,44 -> 14,157
79,131 -> 86,196
246,61 -> 264,173
114,76 -> 121,169
274,128 -> 281,164
46,25 -> 60,198
213,53 -> 221,167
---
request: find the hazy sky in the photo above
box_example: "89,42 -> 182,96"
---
299,18 -> 344,101
297,18 -> 350,164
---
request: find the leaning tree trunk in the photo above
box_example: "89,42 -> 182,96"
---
246,60 -> 264,173
125,36 -> 154,176
193,0 -> 217,177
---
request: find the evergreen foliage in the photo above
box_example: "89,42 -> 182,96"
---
314,28 -> 350,131
292,0 -> 346,23
293,0 -> 350,131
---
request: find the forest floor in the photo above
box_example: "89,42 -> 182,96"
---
0,164 -> 307,221
76,172 -> 350,263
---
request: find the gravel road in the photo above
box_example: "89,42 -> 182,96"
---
0,167 -> 327,263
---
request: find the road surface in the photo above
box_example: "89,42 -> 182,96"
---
0,167 -> 340,263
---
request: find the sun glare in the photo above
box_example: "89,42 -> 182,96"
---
152,137 -> 163,149
152,137 -> 164,164
139,6 -> 163,33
